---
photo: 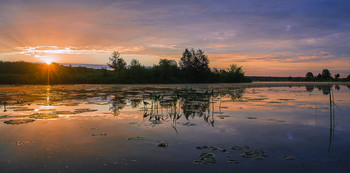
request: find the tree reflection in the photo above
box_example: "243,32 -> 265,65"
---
140,88 -> 245,131
109,96 -> 126,116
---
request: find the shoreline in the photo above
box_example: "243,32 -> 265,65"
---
0,81 -> 349,88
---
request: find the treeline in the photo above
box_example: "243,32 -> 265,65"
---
288,69 -> 350,82
107,49 -> 250,84
0,49 -> 251,84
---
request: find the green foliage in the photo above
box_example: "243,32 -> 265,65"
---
305,72 -> 314,81
289,69 -> 347,82
321,69 -> 332,81
0,49 -> 251,84
107,51 -> 126,72
179,48 -> 211,82
334,73 -> 340,81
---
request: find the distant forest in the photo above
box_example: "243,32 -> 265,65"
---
0,49 -> 251,84
288,69 -> 350,82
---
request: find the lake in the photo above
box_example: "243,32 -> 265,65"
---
0,82 -> 349,172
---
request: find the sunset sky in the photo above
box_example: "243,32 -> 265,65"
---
0,0 -> 349,76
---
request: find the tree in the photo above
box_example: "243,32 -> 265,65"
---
221,64 -> 247,82
334,73 -> 340,81
347,74 -> 350,81
321,69 -> 332,81
179,48 -> 209,72
153,59 -> 179,83
179,48 -> 210,82
305,72 -> 314,81
130,59 -> 141,67
107,51 -> 126,72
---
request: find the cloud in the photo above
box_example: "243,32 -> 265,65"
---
0,0 -> 349,76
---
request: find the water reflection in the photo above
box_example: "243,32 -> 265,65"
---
0,83 -> 349,172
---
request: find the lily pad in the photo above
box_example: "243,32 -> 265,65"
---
74,108 -> 98,114
92,133 -> 107,136
16,141 -> 30,146
193,153 -> 216,164
54,111 -> 75,115
182,122 -> 196,126
30,113 -> 59,119
283,156 -> 297,160
230,146 -> 250,150
241,150 -> 268,160
158,142 -> 168,147
228,160 -> 239,164
196,146 -> 226,152
4,119 -> 35,125
0,115 -> 8,119
128,136 -> 145,140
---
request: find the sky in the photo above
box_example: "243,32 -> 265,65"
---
0,0 -> 350,76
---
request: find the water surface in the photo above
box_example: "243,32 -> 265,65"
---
0,83 -> 349,172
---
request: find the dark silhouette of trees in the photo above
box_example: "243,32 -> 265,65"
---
321,69 -> 332,81
0,49 -> 251,84
219,64 -> 248,82
305,72 -> 314,81
130,59 -> 141,67
153,59 -> 179,83
334,73 -> 340,81
179,48 -> 210,82
107,51 -> 126,72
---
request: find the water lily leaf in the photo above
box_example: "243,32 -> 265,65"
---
230,146 -> 250,150
228,160 -> 239,164
92,133 -> 107,136
283,156 -> 297,160
128,136 -> 145,140
4,119 -> 35,125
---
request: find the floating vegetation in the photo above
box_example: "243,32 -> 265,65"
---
16,141 -> 30,146
278,99 -> 295,101
230,146 -> 250,150
39,109 -> 56,112
246,117 -> 258,119
193,153 -> 217,164
158,141 -> 168,147
128,136 -> 145,140
283,156 -> 298,160
30,113 -> 59,119
241,150 -> 268,160
219,106 -> 228,109
182,122 -> 196,126
196,146 -> 227,152
92,133 -> 107,136
13,108 -> 35,111
217,115 -> 230,119
4,119 -> 35,125
54,111 -> 75,115
268,101 -> 282,103
0,115 -> 8,119
228,160 -> 239,164
74,108 -> 98,114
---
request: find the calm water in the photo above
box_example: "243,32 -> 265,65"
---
0,83 -> 349,173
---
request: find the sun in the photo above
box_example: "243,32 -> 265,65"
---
44,59 -> 52,65
41,57 -> 57,65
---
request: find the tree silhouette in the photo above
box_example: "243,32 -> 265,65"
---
305,72 -> 314,81
334,73 -> 340,81
179,48 -> 210,82
130,59 -> 141,67
321,69 -> 332,81
107,51 -> 126,72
